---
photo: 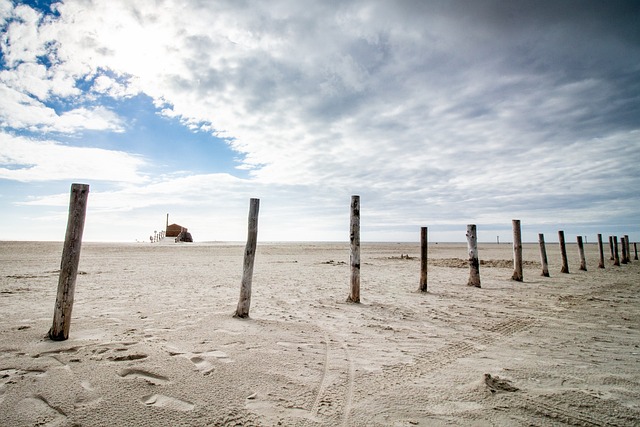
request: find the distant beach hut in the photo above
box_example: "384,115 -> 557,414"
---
166,223 -> 186,238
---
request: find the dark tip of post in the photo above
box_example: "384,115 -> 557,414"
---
233,312 -> 250,319
47,328 -> 67,341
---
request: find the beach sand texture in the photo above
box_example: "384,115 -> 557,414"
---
1,241 -> 639,426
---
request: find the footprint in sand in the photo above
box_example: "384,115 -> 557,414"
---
74,381 -> 103,408
118,368 -> 169,385
165,345 -> 232,375
189,356 -> 215,375
141,394 -> 195,411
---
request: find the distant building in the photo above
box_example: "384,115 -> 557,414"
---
166,223 -> 186,238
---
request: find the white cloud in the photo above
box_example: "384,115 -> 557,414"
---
0,1 -> 639,242
0,132 -> 147,183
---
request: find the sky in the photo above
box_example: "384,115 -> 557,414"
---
0,0 -> 639,243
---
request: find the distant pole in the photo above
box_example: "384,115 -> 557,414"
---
466,224 -> 481,287
538,233 -> 550,277
597,233 -> 605,269
624,234 -> 631,263
497,236 -> 499,245
634,242 -> 638,260
621,236 -> 628,264
234,198 -> 260,318
609,235 -> 615,260
166,213 -> 169,230
577,236 -> 587,271
347,195 -> 360,303
511,219 -> 523,282
559,230 -> 569,274
613,236 -> 620,266
49,183 -> 90,341
419,227 -> 428,292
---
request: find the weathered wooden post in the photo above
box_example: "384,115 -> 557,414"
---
511,219 -> 523,281
621,236 -> 628,264
558,230 -> 569,274
624,235 -> 631,263
577,236 -> 587,271
609,235 -> 615,260
538,233 -> 550,277
613,236 -> 620,266
597,233 -> 605,269
234,198 -> 260,318
466,224 -> 481,287
347,195 -> 360,303
49,183 -> 90,341
419,226 -> 428,292
635,242 -> 638,260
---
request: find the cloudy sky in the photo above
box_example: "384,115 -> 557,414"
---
1,0 -> 639,243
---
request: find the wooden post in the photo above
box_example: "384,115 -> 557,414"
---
419,226 -> 428,292
621,236 -> 628,264
466,224 -> 481,287
609,235 -> 615,260
613,236 -> 620,266
538,233 -> 550,277
597,233 -> 605,269
559,230 -> 569,274
511,219 -> 523,281
577,236 -> 587,271
347,195 -> 360,303
624,235 -> 631,263
234,198 -> 260,318
635,242 -> 638,260
49,183 -> 89,341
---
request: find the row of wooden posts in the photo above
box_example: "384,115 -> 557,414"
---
461,220 -> 636,289
48,187 -> 636,341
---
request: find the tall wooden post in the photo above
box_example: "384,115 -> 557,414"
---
577,236 -> 587,271
511,219 -> 523,281
609,235 -> 615,260
635,242 -> 638,260
624,235 -> 631,263
419,227 -> 428,292
49,183 -> 90,341
347,195 -> 360,303
234,198 -> 260,318
538,233 -> 550,277
466,224 -> 481,288
613,236 -> 620,266
621,236 -> 628,264
559,230 -> 569,274
597,233 -> 605,269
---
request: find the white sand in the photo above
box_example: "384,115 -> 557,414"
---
1,240 -> 639,426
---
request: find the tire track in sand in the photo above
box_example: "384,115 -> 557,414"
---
305,317 -> 537,425
303,333 -> 355,427
355,317 -> 538,399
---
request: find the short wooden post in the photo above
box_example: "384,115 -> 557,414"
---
613,236 -> 620,266
577,236 -> 587,271
347,195 -> 360,303
559,230 -> 569,274
620,236 -> 628,264
609,235 -> 615,260
419,226 -> 428,292
49,183 -> 90,341
624,235 -> 631,263
635,242 -> 638,260
511,219 -> 523,281
597,233 -> 605,269
538,233 -> 550,277
466,224 -> 481,287
234,198 -> 260,318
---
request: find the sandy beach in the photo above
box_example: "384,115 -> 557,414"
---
0,240 -> 638,426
